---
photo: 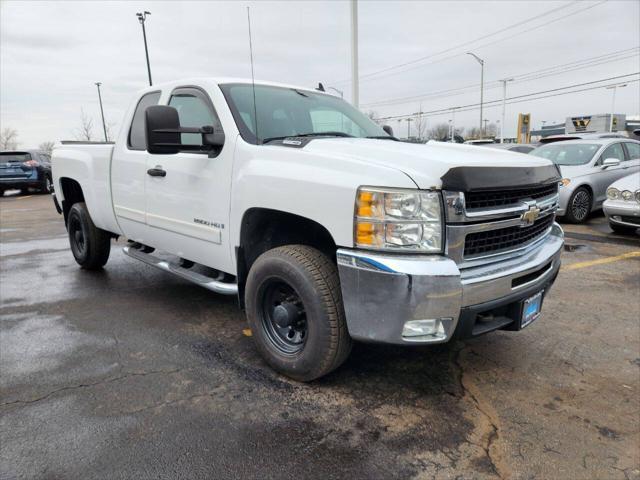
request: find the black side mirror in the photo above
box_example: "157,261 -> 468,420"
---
382,125 -> 394,136
145,105 -> 225,155
146,105 -> 181,154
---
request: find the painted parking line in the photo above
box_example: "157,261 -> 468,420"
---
562,251 -> 640,271
17,195 -> 33,200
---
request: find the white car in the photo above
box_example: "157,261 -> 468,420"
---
51,77 -> 564,381
604,173 -> 640,234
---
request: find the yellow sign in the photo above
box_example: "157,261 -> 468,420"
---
517,113 -> 531,144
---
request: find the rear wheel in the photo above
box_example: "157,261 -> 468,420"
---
67,202 -> 111,269
40,175 -> 53,194
609,222 -> 638,235
245,245 -> 352,382
565,187 -> 592,224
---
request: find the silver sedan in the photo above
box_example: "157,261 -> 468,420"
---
604,172 -> 640,234
531,139 -> 640,223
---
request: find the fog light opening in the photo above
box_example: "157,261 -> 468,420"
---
402,318 -> 450,340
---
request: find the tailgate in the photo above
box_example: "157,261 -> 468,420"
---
0,152 -> 32,179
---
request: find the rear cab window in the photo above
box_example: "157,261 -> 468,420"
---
128,91 -> 162,150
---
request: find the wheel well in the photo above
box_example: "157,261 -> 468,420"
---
236,208 -> 338,307
59,177 -> 85,223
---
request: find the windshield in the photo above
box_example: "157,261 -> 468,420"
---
531,143 -> 599,166
219,83 -> 389,144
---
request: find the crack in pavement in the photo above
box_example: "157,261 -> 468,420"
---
451,343 -> 510,480
118,387 -> 225,415
0,368 -> 185,408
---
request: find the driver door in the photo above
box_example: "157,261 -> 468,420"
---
145,86 -> 234,273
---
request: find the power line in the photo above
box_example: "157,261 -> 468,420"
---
362,47 -> 639,107
333,0 -> 607,86
375,72 -> 640,121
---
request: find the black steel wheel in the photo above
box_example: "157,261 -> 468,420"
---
245,245 -> 352,381
67,202 -> 111,269
261,280 -> 307,355
565,187 -> 591,224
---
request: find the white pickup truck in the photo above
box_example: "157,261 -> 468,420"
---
52,78 -> 564,381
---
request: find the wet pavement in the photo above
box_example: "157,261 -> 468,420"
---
1,192 -> 639,480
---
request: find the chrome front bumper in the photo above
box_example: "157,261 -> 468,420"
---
603,199 -> 640,227
336,223 -> 564,345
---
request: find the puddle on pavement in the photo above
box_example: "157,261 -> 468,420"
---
0,236 -> 69,256
564,243 -> 589,253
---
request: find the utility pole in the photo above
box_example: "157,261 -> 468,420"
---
350,0 -> 359,108
499,78 -> 513,143
467,52 -> 484,137
136,11 -> 153,86
606,83 -> 627,132
95,82 -> 108,142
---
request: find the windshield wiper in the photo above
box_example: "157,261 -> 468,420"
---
262,131 -> 354,144
366,135 -> 399,141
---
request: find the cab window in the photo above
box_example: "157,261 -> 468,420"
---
169,88 -> 221,146
128,91 -> 161,150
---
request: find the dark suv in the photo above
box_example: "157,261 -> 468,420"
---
0,150 -> 53,196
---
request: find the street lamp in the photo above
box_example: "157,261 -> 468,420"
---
466,52 -> 484,137
136,11 -> 153,86
95,82 -> 108,142
499,78 -> 513,143
327,87 -> 344,98
605,83 -> 627,132
405,117 -> 413,139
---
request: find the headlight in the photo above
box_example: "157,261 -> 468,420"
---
621,190 -> 634,201
607,188 -> 620,200
355,187 -> 443,252
559,178 -> 571,187
636,190 -> 640,203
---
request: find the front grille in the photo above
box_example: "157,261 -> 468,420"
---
464,214 -> 554,257
620,216 -> 640,225
465,183 -> 558,210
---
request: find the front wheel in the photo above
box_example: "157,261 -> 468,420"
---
40,175 -> 53,194
245,245 -> 352,382
67,202 -> 112,269
565,187 -> 592,224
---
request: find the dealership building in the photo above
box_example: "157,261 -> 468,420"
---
530,114 -> 640,140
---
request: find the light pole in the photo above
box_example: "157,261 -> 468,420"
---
405,118 -> 413,139
450,107 -> 458,141
466,52 -> 484,137
483,119 -> 489,136
95,82 -> 108,142
136,11 -> 153,86
327,87 -> 344,98
350,0 -> 359,108
499,78 -> 513,143
606,83 -> 627,132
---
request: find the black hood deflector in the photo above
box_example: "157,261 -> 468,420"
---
440,164 -> 561,192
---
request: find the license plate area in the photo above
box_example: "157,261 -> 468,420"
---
520,290 -> 544,328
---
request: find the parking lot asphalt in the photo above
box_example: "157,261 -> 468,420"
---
1,192 -> 639,480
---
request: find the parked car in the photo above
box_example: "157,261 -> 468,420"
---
530,139 -> 640,223
604,172 -> 640,234
0,150 -> 53,196
52,77 -> 564,381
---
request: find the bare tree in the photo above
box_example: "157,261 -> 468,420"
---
427,123 -> 450,141
0,127 -> 19,150
413,106 -> 427,142
485,122 -> 498,137
467,126 -> 481,139
104,121 -> 118,142
38,141 -> 55,154
366,110 -> 383,125
74,109 -> 94,141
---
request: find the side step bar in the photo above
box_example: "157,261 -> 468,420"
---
122,246 -> 238,296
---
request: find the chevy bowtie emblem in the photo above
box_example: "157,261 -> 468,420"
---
521,205 -> 541,226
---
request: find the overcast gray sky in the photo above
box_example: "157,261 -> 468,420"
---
1,0 -> 639,147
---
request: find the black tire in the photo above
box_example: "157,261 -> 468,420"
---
609,222 -> 638,235
245,245 -> 352,382
0,189 -> 4,197
565,187 -> 592,224
40,175 -> 53,194
67,202 -> 111,269
20,188 -> 29,195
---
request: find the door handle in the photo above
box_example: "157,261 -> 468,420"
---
147,167 -> 166,177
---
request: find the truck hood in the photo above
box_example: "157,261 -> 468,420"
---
302,138 -> 553,189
